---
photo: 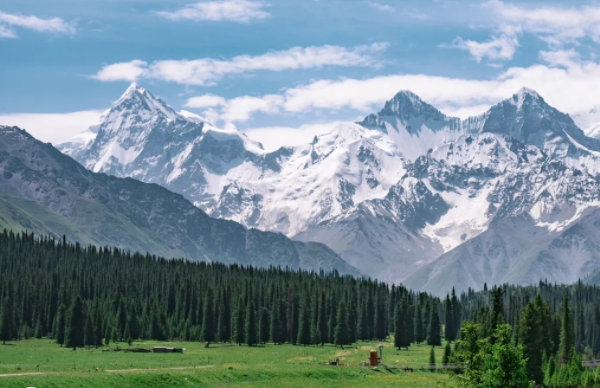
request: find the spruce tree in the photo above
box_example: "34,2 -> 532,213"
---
84,311 -> 95,347
245,298 -> 258,346
92,301 -> 103,347
414,303 -> 424,344
393,301 -> 406,350
234,297 -> 245,345
270,299 -> 282,344
442,341 -> 451,365
445,294 -> 454,342
490,287 -> 504,335
245,300 -> 257,346
427,301 -> 441,346
518,298 -> 544,384
0,296 -> 14,344
429,346 -> 436,368
451,287 -> 461,340
558,295 -> 574,366
55,303 -> 66,346
128,306 -> 139,340
311,295 -> 321,346
259,307 -> 269,344
297,292 -> 311,346
115,299 -> 127,341
64,296 -> 85,350
334,300 -> 350,348
200,290 -> 215,344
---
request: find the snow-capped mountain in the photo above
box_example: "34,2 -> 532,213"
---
1,125 -> 357,275
60,84 -> 600,295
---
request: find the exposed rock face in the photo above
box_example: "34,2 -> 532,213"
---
59,85 -> 600,295
0,125 -> 359,276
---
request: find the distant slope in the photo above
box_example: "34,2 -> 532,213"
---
0,126 -> 359,276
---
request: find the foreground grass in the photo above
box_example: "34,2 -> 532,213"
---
0,338 -> 450,387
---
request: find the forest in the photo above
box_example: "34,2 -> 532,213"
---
2,230 -> 600,387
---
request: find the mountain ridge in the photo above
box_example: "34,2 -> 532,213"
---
0,125 -> 359,276
58,84 -> 600,295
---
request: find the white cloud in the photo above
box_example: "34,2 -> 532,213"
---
92,43 -> 388,85
185,53 -> 600,127
0,11 -> 75,38
93,60 -> 148,82
484,0 -> 600,46
0,111 -> 102,144
367,2 -> 395,13
244,122 -> 347,151
0,24 -> 16,38
220,95 -> 283,122
184,94 -> 227,108
185,94 -> 283,122
157,0 -> 269,23
452,32 -> 519,62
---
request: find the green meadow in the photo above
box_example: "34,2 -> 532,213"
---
0,338 -> 451,387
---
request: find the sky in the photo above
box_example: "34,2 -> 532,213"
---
3,0 -> 600,149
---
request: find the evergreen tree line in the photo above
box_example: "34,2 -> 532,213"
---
0,231 -> 442,349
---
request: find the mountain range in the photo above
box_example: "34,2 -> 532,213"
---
47,84 -> 600,295
0,125 -> 358,276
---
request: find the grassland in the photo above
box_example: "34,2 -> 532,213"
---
0,338 -> 451,387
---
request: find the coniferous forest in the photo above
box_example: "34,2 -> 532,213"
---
4,230 -> 600,386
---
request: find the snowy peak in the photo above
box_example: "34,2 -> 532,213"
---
478,87 -> 600,161
110,82 -> 179,125
358,90 -> 456,131
357,90 -> 463,160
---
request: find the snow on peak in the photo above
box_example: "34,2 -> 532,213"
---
112,83 -> 179,122
509,87 -> 543,109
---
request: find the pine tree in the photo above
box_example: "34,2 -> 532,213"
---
318,292 -> 327,345
55,303 -> 66,346
104,321 -> 112,346
429,346 -> 436,368
427,301 -> 441,346
92,301 -> 103,347
445,294 -> 454,342
115,299 -> 127,341
245,300 -> 257,346
442,341 -> 451,365
297,292 -> 311,346
270,299 -> 282,344
558,295 -> 574,366
518,297 -> 544,384
64,296 -> 85,350
393,301 -> 405,350
0,296 -> 14,344
200,290 -> 215,343
124,322 -> 131,345
490,287 -> 504,335
128,306 -> 139,340
234,297 -> 245,345
334,300 -> 350,348
451,287 -> 461,340
259,307 -> 269,344
357,299 -> 367,341
414,303 -> 424,344
84,310 -> 95,347
310,295 -> 321,346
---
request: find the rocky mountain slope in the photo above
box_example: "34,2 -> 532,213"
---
60,85 -> 600,295
0,125 -> 358,275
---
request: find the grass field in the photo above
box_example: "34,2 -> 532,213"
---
0,338 -> 451,387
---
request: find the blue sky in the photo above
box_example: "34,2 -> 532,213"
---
3,0 -> 600,148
